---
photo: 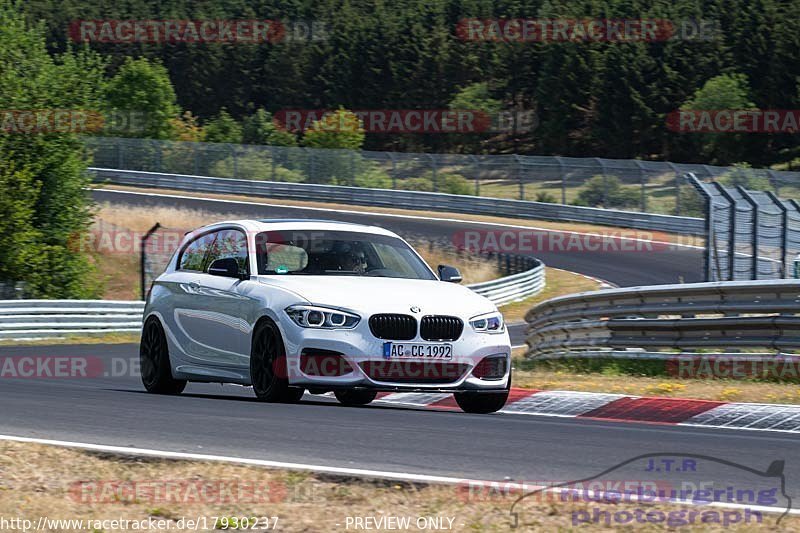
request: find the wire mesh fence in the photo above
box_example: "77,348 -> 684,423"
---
688,174 -> 799,282
85,136 -> 800,217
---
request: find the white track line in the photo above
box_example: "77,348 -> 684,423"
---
0,434 -> 793,517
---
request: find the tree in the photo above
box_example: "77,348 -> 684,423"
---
680,73 -> 757,164
0,0 -> 105,297
242,108 -> 297,146
302,109 -> 365,150
203,109 -> 243,144
576,176 -> 640,209
448,82 -> 502,153
104,57 -> 180,140
169,111 -> 204,142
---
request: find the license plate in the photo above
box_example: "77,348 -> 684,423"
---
383,342 -> 453,360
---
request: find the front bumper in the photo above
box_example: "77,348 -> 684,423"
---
280,321 -> 511,391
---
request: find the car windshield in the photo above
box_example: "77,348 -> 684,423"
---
255,229 -> 436,280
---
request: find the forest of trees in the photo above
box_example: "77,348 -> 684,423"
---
17,0 -> 800,167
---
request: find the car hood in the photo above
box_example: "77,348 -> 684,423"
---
254,275 -> 496,317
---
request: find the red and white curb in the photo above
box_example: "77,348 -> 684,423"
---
364,389 -> 800,434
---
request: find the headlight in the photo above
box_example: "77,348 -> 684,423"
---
469,312 -> 504,333
285,305 -> 360,329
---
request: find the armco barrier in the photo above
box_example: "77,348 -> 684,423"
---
0,300 -> 145,340
0,262 -> 544,340
469,262 -> 545,306
525,279 -> 800,360
89,168 -> 705,235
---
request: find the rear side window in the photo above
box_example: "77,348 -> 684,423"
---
178,232 -> 217,272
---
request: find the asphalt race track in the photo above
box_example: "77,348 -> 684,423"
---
4,190 -> 796,516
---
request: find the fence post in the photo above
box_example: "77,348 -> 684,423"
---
766,191 -> 788,278
711,182 -> 737,281
470,155 -> 480,196
232,145 -> 239,179
738,186 -> 760,280
117,139 -> 124,169
429,154 -> 438,192
634,160 -> 647,212
686,173 -> 715,281
596,158 -> 608,207
388,152 -> 397,189
270,146 -> 277,181
667,163 -> 681,215
350,150 -> 356,186
151,140 -> 162,172
555,156 -> 566,204
192,142 -> 200,175
140,223 -> 161,301
515,155 -> 523,200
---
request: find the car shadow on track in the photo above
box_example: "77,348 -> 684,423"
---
104,388 -> 445,414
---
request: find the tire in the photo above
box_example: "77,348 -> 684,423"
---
140,316 -> 187,395
334,389 -> 378,406
250,319 -> 304,403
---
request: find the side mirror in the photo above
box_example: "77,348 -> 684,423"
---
208,257 -> 248,280
438,264 -> 463,283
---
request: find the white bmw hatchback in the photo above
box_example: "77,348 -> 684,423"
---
140,219 -> 511,413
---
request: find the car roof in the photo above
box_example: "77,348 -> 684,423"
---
197,218 -> 399,238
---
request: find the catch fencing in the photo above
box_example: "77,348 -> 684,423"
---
688,173 -> 800,281
86,136 -> 800,218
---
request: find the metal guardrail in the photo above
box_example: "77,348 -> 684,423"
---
524,279 -> 800,360
89,168 -> 705,235
469,261 -> 545,306
0,263 -> 545,340
0,300 -> 145,340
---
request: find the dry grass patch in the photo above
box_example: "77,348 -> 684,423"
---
0,332 -> 140,347
0,441 -> 794,532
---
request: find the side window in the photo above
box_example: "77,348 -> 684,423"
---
205,229 -> 249,274
179,232 -> 217,272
